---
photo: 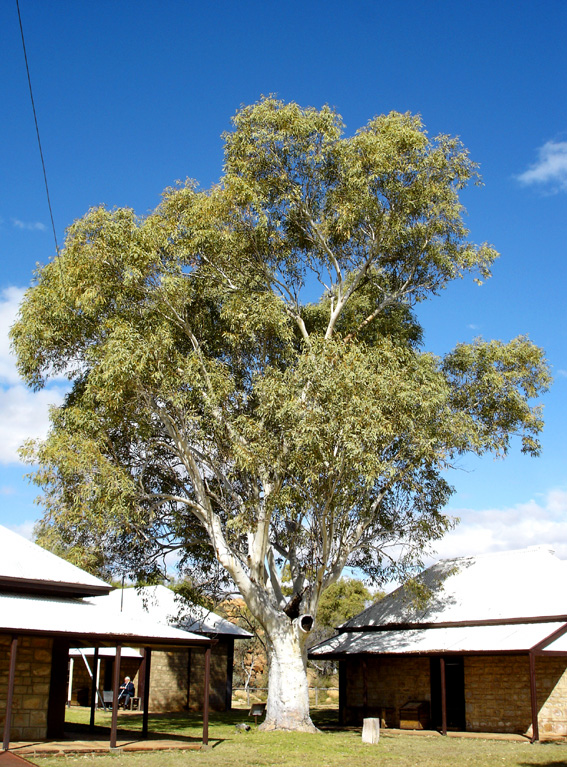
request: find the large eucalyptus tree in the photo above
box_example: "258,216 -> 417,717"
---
12,98 -> 549,731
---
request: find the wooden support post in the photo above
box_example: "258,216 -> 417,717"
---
110,645 -> 122,749
225,639 -> 234,711
440,656 -> 447,736
362,658 -> 368,718
142,648 -> 151,739
137,650 -> 146,713
529,651 -> 539,743
186,649 -> 192,710
338,661 -> 346,726
89,648 -> 99,731
2,636 -> 18,751
67,657 -> 74,707
202,646 -> 211,746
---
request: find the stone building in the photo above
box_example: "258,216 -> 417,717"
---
0,526 -> 211,752
310,546 -> 567,741
68,585 -> 251,713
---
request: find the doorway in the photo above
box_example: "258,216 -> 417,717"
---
430,656 -> 466,731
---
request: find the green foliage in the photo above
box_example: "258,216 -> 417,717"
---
316,578 -> 375,631
11,96 -> 550,630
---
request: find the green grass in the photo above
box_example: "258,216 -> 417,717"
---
30,708 -> 567,767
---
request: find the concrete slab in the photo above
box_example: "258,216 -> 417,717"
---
0,753 -> 39,766
5,733 -> 205,758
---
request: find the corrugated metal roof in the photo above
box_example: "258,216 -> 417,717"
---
343,547 -> 567,629
0,592 -> 209,647
310,621 -> 567,657
0,525 -> 110,596
69,647 -> 142,658
101,586 -> 252,639
546,632 -> 567,652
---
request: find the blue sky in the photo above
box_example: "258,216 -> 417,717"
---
1,0 -> 566,561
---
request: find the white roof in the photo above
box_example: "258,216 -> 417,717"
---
0,525 -> 109,595
70,647 -> 142,658
0,591 -> 209,647
344,547 -> 567,628
311,621 -> 567,657
100,586 -> 251,638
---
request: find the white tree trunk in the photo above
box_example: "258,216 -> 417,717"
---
259,617 -> 317,732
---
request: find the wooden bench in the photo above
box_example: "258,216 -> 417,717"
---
124,696 -> 140,710
100,691 -> 139,711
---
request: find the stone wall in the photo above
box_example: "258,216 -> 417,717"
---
465,656 -> 567,736
536,657 -> 567,737
0,635 -> 52,741
343,655 -> 430,725
464,655 -> 531,733
188,645 -> 229,712
342,653 -> 567,736
149,649 -> 190,712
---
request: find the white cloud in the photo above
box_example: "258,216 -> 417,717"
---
432,488 -> 567,561
0,287 -> 68,465
0,383 -> 66,464
517,140 -> 567,192
0,287 -> 27,385
7,520 -> 36,541
12,219 -> 47,232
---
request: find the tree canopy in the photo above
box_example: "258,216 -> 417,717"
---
11,98 -> 550,730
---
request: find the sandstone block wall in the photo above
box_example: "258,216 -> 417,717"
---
0,635 -> 52,741
343,655 -> 430,725
536,657 -> 567,736
465,656 -> 567,736
188,645 -> 229,712
464,655 -> 531,733
149,649 -> 189,711
343,653 -> 567,736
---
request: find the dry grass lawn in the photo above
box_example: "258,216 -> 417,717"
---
29,708 -> 567,767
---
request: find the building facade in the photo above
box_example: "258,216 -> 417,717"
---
0,526 -> 211,749
310,547 -> 567,740
67,585 -> 250,714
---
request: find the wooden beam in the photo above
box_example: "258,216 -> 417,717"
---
67,657 -> 74,707
225,639 -> 234,711
141,648 -> 151,739
362,658 -> 368,717
440,656 -> 447,736
532,621 -> 567,654
89,647 -> 99,732
2,636 -> 18,751
338,660 -> 346,726
529,651 -> 539,743
110,645 -> 122,749
202,646 -> 211,746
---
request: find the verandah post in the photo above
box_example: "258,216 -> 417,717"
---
110,644 -> 122,749
2,635 -> 18,751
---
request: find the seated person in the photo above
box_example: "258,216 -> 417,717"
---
118,676 -> 135,708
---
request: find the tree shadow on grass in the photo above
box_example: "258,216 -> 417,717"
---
518,743 -> 567,767
518,763 -> 567,767
63,719 -> 219,746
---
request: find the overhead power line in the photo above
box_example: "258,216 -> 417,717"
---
16,0 -> 61,259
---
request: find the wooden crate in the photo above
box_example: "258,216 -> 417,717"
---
399,700 -> 430,730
